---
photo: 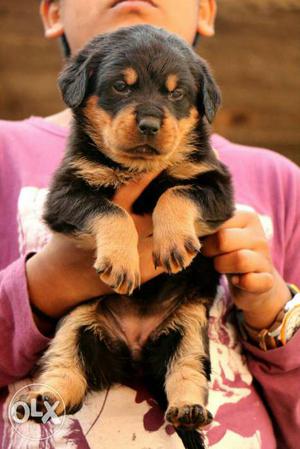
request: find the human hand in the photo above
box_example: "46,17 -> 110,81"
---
26,172 -> 162,322
201,211 -> 291,329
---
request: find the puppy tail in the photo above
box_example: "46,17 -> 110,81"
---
176,428 -> 206,449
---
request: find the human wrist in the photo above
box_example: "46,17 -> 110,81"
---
241,270 -> 291,330
239,283 -> 300,351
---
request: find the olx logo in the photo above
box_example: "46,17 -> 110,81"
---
8,384 -> 66,441
11,397 -> 61,424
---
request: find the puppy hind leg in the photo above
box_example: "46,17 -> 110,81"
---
165,303 -> 213,431
141,320 -> 208,449
17,302 -> 101,420
165,303 -> 212,449
141,327 -> 183,410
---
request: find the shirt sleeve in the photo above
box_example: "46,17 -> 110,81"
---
0,256 -> 50,387
243,333 -> 300,449
243,156 -> 300,449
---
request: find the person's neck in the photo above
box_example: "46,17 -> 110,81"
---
44,109 -> 73,128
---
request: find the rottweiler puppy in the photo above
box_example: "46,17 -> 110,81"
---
21,25 -> 234,449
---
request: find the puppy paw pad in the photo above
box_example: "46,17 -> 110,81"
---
166,404 -> 213,429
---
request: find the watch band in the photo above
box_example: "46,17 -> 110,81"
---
242,315 -> 283,351
279,290 -> 300,345
239,283 -> 300,351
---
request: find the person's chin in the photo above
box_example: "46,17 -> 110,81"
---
90,0 -> 162,39
108,0 -> 160,22
110,0 -> 158,13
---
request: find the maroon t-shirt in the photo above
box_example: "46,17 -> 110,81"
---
0,117 -> 299,449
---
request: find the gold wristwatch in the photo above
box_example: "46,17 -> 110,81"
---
239,284 -> 300,351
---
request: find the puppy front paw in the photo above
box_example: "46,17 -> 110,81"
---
94,251 -> 140,295
153,231 -> 201,274
91,212 -> 140,295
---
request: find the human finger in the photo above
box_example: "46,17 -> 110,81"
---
230,272 -> 274,295
213,249 -> 271,275
202,227 -> 268,258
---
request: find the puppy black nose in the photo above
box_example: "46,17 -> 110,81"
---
138,117 -> 161,136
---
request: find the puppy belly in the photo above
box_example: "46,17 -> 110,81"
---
99,295 -> 176,360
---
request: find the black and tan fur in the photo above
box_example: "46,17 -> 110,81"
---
20,26 -> 234,449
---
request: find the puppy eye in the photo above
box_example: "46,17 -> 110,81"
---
169,88 -> 184,101
113,80 -> 130,94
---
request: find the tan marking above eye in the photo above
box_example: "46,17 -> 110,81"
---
123,67 -> 138,85
166,74 -> 178,92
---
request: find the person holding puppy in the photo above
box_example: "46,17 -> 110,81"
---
0,1 -> 299,448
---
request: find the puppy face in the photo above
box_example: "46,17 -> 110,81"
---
59,25 -> 221,170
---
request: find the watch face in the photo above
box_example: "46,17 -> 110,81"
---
285,305 -> 300,342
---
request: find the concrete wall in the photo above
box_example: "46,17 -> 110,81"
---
0,0 -> 299,163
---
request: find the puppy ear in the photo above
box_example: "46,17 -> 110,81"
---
58,35 -> 106,108
195,56 -> 221,123
58,55 -> 93,108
